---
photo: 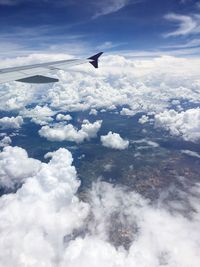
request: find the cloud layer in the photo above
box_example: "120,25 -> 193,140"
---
0,146 -> 200,266
1,54 -> 200,116
0,53 -> 200,144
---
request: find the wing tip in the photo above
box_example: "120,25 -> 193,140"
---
88,52 -> 103,68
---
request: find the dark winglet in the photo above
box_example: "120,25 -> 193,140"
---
88,52 -> 103,68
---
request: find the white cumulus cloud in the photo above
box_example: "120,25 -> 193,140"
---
101,131 -> 129,149
120,107 -> 136,116
56,113 -> 72,121
154,108 -> 200,142
20,105 -> 56,125
39,119 -> 102,143
0,146 -> 40,188
138,114 -> 149,124
0,146 -> 89,266
89,109 -> 98,116
0,116 -> 23,129
0,136 -> 12,147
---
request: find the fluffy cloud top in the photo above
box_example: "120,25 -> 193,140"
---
155,108 -> 200,142
0,82 -> 40,111
0,147 -> 200,266
39,120 -> 102,143
21,105 -> 55,118
0,116 -> 23,129
56,113 -> 72,121
89,109 -> 98,116
46,55 -> 200,115
0,146 -> 89,266
120,108 -> 136,116
0,136 -> 12,147
21,105 -> 55,125
0,146 -> 40,188
101,131 -> 129,149
138,115 -> 149,124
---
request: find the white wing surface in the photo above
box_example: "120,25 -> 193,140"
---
0,52 -> 103,84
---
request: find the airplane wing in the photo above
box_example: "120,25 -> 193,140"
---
0,52 -> 103,84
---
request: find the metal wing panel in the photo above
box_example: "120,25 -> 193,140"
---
0,67 -> 49,84
0,71 -> 28,83
49,59 -> 89,71
18,67 -> 48,75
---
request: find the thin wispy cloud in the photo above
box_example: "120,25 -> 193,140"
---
0,25 -> 92,57
0,1 -> 200,58
96,41 -> 127,51
93,0 -> 130,18
163,38 -> 200,49
164,13 -> 200,37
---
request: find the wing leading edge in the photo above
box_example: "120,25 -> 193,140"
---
0,52 -> 103,84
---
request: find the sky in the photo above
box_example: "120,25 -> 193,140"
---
0,0 -> 200,57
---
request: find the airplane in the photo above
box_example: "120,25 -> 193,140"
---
0,52 -> 103,84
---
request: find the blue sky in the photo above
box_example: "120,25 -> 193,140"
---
0,0 -> 200,57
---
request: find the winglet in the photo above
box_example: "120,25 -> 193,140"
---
88,52 -> 103,68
